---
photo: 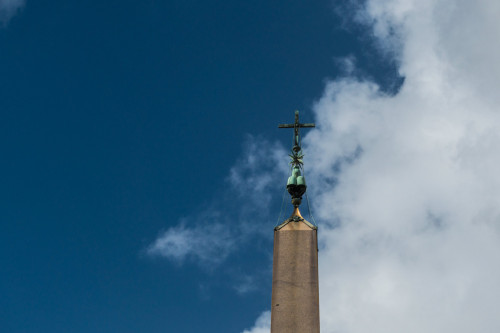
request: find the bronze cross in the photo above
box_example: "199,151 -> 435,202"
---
278,110 -> 315,151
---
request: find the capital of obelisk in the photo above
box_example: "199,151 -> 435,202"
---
271,111 -> 319,333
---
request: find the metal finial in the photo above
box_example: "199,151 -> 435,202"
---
278,110 -> 315,207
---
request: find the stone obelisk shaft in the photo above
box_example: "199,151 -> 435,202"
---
270,209 -> 320,333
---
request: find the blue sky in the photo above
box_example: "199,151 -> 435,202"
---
0,1 -> 396,332
5,1 -> 500,333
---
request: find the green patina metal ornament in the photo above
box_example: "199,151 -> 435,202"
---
278,110 -> 315,207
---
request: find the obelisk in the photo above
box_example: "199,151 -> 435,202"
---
271,111 -> 319,333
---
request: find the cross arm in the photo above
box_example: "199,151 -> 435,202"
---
278,123 -> 316,128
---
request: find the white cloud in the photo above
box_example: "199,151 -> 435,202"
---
241,311 -> 271,333
244,0 -> 500,332
0,0 -> 25,25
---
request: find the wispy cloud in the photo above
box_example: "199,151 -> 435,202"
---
147,136 -> 288,269
232,275 -> 258,295
244,0 -> 500,332
228,135 -> 289,207
0,0 -> 25,25
147,221 -> 235,267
